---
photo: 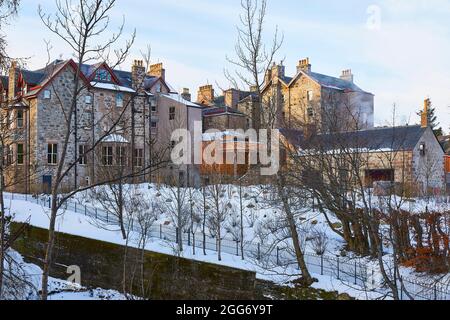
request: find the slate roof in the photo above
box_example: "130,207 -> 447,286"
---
308,72 -> 368,93
280,125 -> 428,152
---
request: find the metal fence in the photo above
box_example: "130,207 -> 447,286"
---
4,192 -> 450,300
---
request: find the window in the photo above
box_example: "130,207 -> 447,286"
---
102,146 -> 113,166
6,145 -> 13,165
116,93 -> 124,108
16,110 -> 24,128
78,145 -> 87,165
419,143 -> 426,156
151,120 -> 158,129
151,104 -> 158,113
116,146 -> 127,166
47,144 -> 58,165
155,83 -> 161,93
85,95 -> 92,104
134,148 -> 143,167
43,90 -> 51,99
94,69 -> 112,82
17,144 -> 24,165
169,106 -> 176,121
307,90 -> 314,102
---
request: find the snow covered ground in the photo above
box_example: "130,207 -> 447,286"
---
3,184 -> 449,300
2,249 -> 128,300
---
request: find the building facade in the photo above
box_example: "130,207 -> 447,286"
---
0,59 -> 202,193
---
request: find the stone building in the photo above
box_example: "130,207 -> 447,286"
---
0,59 -> 202,193
196,85 -> 249,132
260,58 -> 374,132
280,108 -> 446,195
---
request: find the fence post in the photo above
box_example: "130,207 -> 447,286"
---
160,224 -> 162,239
48,198 -> 51,209
84,205 -> 87,216
257,243 -> 261,261
176,227 -> 179,244
95,208 -> 98,219
337,257 -> 340,280
434,284 -> 438,300
276,247 -> 280,266
188,230 -> 191,247
321,255 -> 324,276
354,262 -> 358,285
236,241 -> 239,256
75,203 -> 77,213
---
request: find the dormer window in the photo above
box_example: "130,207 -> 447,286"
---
43,90 -> 51,99
94,69 -> 112,82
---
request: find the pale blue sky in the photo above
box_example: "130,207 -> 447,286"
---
5,0 -> 450,131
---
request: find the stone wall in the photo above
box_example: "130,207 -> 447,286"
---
12,223 -> 257,300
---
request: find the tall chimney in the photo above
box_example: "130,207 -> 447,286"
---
131,60 -> 145,91
271,62 -> 285,79
181,88 -> 191,102
148,63 -> 165,81
297,58 -> 311,73
224,88 -> 240,109
8,60 -> 17,101
340,69 -> 354,83
421,98 -> 430,128
197,85 -> 214,105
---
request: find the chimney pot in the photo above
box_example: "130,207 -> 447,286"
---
297,57 -> 311,73
421,98 -> 430,128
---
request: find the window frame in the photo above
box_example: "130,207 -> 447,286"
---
116,93 -> 124,108
17,143 -> 24,165
78,145 -> 87,165
43,90 -> 51,99
16,110 -> 24,128
116,146 -> 127,166
134,148 -> 143,167
102,146 -> 114,166
169,106 -> 176,121
47,143 -> 58,165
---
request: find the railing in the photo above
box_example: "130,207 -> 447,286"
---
4,192 -> 449,300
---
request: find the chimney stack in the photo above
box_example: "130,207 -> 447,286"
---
421,98 -> 430,128
197,85 -> 214,105
8,60 -> 17,101
224,88 -> 240,109
297,58 -> 311,73
271,62 -> 285,79
181,88 -> 191,102
131,60 -> 145,91
340,69 -> 354,83
148,62 -> 165,81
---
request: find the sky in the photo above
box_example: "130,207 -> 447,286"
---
4,0 -> 450,132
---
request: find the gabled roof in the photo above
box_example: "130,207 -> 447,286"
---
280,125 -> 429,152
24,60 -> 90,98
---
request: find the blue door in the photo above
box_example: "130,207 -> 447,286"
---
43,175 -> 52,194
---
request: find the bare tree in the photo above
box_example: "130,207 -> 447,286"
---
36,0 -> 145,300
226,0 -> 283,130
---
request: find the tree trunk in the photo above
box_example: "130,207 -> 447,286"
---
277,177 -> 314,287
